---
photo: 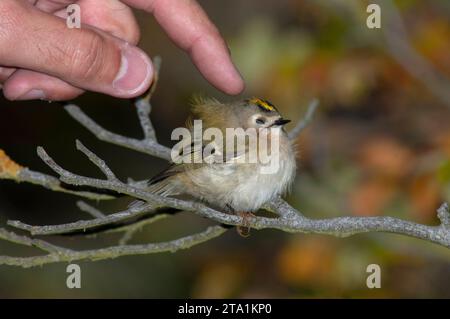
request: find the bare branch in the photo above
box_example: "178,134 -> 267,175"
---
76,201 -> 106,219
65,104 -> 171,161
18,168 -> 114,200
0,226 -> 227,268
0,228 -> 72,255
116,214 -> 169,245
264,196 -> 306,220
258,203 -> 450,249
75,140 -> 118,181
8,201 -> 156,236
437,203 -> 450,228
1,149 -> 113,200
34,147 -> 230,219
136,98 -> 156,142
135,56 -> 162,142
288,99 -> 319,140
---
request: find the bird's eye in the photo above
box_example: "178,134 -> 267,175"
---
256,118 -> 266,125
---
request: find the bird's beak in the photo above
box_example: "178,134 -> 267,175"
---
273,118 -> 291,126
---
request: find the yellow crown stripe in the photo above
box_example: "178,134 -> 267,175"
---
249,98 -> 275,111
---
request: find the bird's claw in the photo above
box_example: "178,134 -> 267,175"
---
237,211 -> 256,237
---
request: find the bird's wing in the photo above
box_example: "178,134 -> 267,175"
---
146,96 -> 247,193
147,136 -> 241,188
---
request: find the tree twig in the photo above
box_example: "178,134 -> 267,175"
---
8,199 -> 156,236
0,225 -> 227,268
75,140 -> 118,181
64,104 -> 171,161
135,56 -> 161,142
0,149 -> 113,200
76,200 -> 106,219
288,99 -> 319,140
115,214 -> 169,246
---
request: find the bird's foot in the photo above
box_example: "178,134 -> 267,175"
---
237,211 -> 256,237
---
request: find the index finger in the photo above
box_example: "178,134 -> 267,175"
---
123,0 -> 244,95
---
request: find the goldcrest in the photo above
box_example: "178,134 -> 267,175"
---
145,97 -> 296,233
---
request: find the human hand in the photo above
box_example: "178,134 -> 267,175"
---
0,0 -> 244,101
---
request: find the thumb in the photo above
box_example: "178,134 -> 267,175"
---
0,1 -> 152,99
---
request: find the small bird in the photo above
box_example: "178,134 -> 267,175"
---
147,97 -> 297,235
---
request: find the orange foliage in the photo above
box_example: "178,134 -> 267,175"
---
433,130 -> 450,157
277,237 -> 336,286
349,178 -> 396,216
415,20 -> 450,75
409,174 -> 441,221
0,149 -> 22,178
358,137 -> 414,178
192,259 -> 248,298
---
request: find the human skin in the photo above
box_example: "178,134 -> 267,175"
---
0,0 -> 244,101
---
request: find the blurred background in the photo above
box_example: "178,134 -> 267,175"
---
1,0 -> 450,298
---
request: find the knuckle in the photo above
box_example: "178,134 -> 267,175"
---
68,31 -> 107,82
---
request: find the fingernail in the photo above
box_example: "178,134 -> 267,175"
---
16,89 -> 47,101
113,44 -> 153,95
